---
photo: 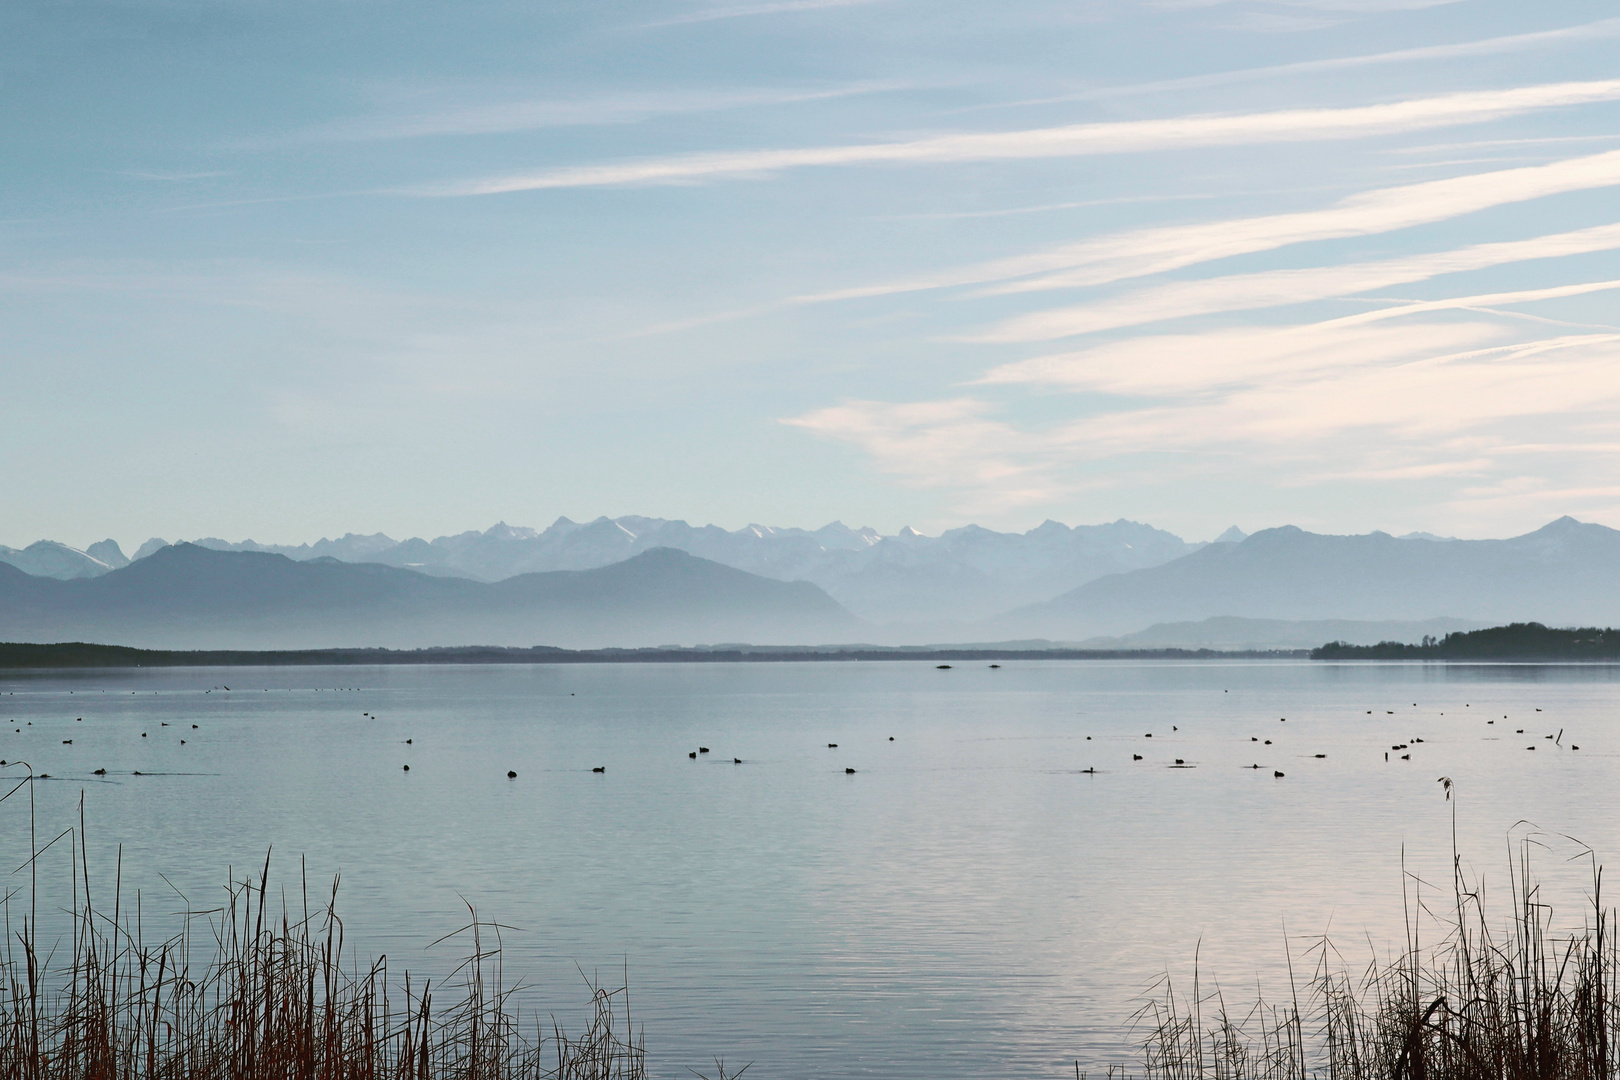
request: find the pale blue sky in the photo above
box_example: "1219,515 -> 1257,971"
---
6,0 -> 1620,549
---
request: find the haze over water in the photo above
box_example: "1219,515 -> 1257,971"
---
3,660 -> 1616,1079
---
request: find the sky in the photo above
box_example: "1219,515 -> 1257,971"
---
5,0 -> 1620,551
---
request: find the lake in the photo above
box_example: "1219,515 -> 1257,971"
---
2,659 -> 1616,1079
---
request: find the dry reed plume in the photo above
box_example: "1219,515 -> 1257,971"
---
1128,788 -> 1617,1080
0,774 -> 749,1080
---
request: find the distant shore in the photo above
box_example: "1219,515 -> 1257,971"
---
1312,622 -> 1620,660
0,640 -> 1308,668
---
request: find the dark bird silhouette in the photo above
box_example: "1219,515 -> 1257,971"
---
1274,770 -> 1285,777
593,766 -> 605,773
699,747 -> 710,753
734,758 -> 742,764
508,770 -> 517,778
93,768 -> 106,775
828,743 -> 838,748
845,767 -> 856,774
689,751 -> 697,759
403,764 -> 409,771
936,664 -> 951,669
1133,754 -> 1143,760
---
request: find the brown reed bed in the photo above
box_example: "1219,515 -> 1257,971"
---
1127,801 -> 1618,1080
8,766 -> 1619,1080
0,771 -> 751,1080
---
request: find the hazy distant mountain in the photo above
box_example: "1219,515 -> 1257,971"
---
103,516 -> 1201,622
85,539 -> 129,569
0,541 -> 115,580
1001,517 -> 1620,639
0,544 -> 859,649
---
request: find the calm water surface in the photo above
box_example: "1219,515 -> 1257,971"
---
3,660 -> 1618,1079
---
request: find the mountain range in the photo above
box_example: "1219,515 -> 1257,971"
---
4,516 -> 1619,649
2,516 -> 1216,624
0,544 -> 857,649
1004,516 -> 1620,639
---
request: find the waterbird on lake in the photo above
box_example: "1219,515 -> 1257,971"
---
1081,767 -> 1097,774
406,738 -> 412,743
593,766 -> 605,773
699,747 -> 710,753
508,771 -> 517,778
1274,771 -> 1285,778
845,767 -> 856,774
1401,754 -> 1410,759
828,743 -> 838,748
1175,758 -> 1185,765
989,664 -> 1000,668
936,665 -> 951,669
1314,754 -> 1326,759
62,740 -> 71,745
889,736 -> 894,741
734,758 -> 741,764
93,768 -> 105,775
689,751 -> 697,758
403,764 -> 409,771
1133,754 -> 1143,760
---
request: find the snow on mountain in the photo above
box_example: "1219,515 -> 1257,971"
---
0,541 -> 116,580
13,516 -> 1199,622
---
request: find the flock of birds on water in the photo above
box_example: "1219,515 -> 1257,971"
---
0,665 -> 1591,784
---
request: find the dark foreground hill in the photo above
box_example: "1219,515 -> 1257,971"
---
1313,622 -> 1620,660
0,544 -> 860,649
998,517 -> 1620,639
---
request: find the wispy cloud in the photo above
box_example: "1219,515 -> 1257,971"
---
788,324 -> 1620,509
427,80 -> 1620,195
644,0 -> 885,27
252,83 -> 899,147
795,148 -> 1620,305
971,221 -> 1620,342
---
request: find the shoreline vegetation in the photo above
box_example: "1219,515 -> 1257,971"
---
1313,623 -> 1620,661
4,769 -> 1617,1080
0,780 -> 725,1080
9,622 -> 1620,667
0,642 -> 1304,669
